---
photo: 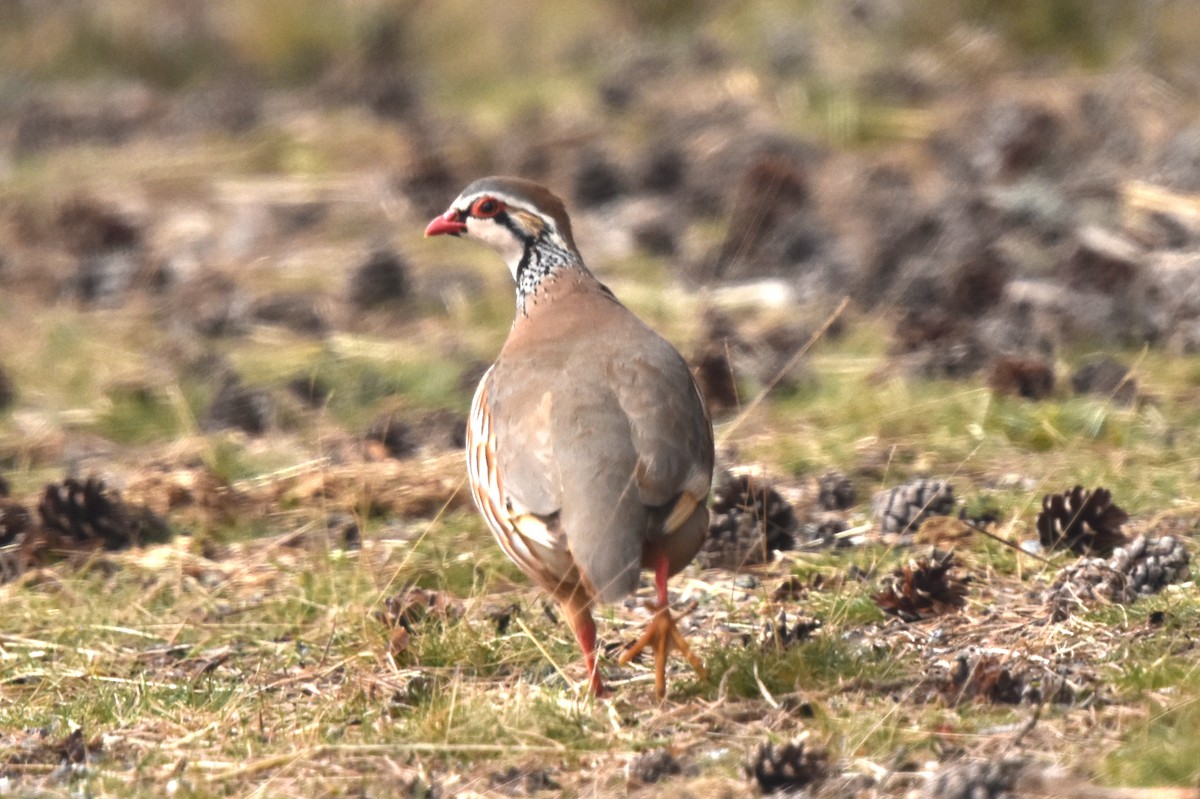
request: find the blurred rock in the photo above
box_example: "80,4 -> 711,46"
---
12,84 -> 161,156
984,280 -> 1067,354
706,152 -> 809,281
817,471 -> 856,511
1064,225 -> 1144,294
75,250 -> 140,305
595,46 -> 670,112
1077,88 -> 1142,167
1129,209 -> 1195,251
203,375 -> 273,435
986,180 -> 1074,244
364,411 -> 418,459
171,272 -> 250,337
286,373 -> 333,409
979,101 -> 1063,179
489,765 -> 560,795
164,78 -> 263,135
56,197 -> 141,255
348,247 -> 411,310
332,13 -> 421,120
1152,125 -> 1200,192
414,409 -> 468,451
946,246 -> 1013,317
1147,253 -> 1200,352
987,354 -> 1055,400
572,150 -> 626,208
765,24 -> 814,79
1071,356 -> 1135,405
40,196 -> 149,306
249,293 -> 328,336
892,309 -> 990,379
693,347 -> 739,417
637,140 -> 687,194
631,217 -> 677,256
397,151 -> 459,219
146,209 -> 217,289
457,360 -> 491,396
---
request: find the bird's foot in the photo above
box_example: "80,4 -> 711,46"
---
618,600 -> 707,699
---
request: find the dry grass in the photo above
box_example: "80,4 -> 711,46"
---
3,299 -> 1200,796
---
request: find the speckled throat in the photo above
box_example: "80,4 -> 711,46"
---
514,235 -> 588,313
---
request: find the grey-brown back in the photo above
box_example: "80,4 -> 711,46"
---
484,274 -> 713,602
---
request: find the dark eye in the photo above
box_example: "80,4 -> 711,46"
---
471,197 -> 503,217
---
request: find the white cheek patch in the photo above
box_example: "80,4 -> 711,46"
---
465,216 -> 525,280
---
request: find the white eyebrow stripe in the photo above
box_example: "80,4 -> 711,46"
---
457,190 -> 531,213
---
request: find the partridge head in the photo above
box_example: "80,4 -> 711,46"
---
426,176 -> 714,698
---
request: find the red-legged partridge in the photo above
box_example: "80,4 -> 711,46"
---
425,176 -> 714,698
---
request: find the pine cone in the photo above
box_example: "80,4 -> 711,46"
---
873,478 -> 956,537
747,739 -> 829,794
1036,485 -> 1127,555
1113,534 -> 1190,594
700,473 -> 797,569
986,354 -> 1054,400
942,654 -> 1024,705
759,610 -> 821,649
379,587 -> 465,632
874,549 -> 969,621
817,471 -> 856,511
1047,534 -> 1189,620
0,499 -> 33,547
803,517 -> 852,549
1,497 -> 44,584
489,765 -> 559,795
38,477 -> 170,550
938,650 -> 1082,706
923,757 -> 1029,799
627,748 -> 683,784
693,347 -> 739,417
364,411 -> 418,459
202,375 -> 273,435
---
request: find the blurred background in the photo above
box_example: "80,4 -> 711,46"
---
1,0 -> 1199,487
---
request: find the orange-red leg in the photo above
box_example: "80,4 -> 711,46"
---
563,592 -> 607,697
618,555 -> 707,699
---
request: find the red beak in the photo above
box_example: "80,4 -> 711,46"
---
424,210 -> 468,237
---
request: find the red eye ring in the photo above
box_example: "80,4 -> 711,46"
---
470,196 -> 503,217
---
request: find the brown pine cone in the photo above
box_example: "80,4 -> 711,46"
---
874,549 -> 970,621
700,473 -> 797,569
1036,485 -> 1127,555
747,739 -> 829,794
38,477 -> 170,550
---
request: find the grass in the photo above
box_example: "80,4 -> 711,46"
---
5,299 -> 1200,794
4,238 -> 1200,791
